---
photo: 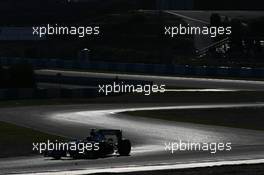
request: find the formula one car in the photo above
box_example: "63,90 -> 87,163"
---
43,129 -> 131,159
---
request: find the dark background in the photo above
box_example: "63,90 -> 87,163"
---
0,0 -> 264,89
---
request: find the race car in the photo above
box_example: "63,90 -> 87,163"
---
43,129 -> 131,159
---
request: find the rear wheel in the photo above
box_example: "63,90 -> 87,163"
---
52,155 -> 62,160
51,150 -> 66,160
70,151 -> 81,159
118,139 -> 131,156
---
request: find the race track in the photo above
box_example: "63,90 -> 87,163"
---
1,9 -> 264,174
0,103 -> 264,174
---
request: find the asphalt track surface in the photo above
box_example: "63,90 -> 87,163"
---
0,69 -> 258,174
1,103 -> 264,174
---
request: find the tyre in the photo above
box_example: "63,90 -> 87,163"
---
51,150 -> 65,160
52,155 -> 62,160
85,150 -> 97,159
69,151 -> 81,159
43,150 -> 49,157
118,139 -> 131,156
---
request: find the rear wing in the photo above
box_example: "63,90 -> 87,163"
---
96,129 -> 122,140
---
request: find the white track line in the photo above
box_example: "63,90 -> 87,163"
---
21,158 -> 264,175
108,103 -> 264,114
36,69 -> 264,85
165,89 -> 237,92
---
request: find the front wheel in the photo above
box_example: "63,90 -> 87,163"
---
118,139 -> 131,156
